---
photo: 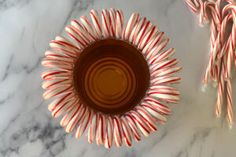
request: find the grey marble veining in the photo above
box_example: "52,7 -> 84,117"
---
0,0 -> 236,157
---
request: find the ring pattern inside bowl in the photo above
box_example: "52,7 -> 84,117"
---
41,8 -> 181,148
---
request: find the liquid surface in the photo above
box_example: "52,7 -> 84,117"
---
73,39 -> 150,114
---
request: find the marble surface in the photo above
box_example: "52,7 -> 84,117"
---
0,0 -> 236,156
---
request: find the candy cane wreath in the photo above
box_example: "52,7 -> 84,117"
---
41,9 -> 181,148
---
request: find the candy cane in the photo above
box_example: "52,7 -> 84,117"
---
185,0 -> 235,128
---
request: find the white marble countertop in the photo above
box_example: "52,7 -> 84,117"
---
0,0 -> 236,157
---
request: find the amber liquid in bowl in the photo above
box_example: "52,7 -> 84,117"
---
73,39 -> 150,115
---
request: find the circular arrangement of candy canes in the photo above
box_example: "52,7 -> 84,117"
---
41,9 -> 181,148
185,0 -> 236,128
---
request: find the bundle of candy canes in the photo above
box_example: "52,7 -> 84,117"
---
185,0 -> 236,128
